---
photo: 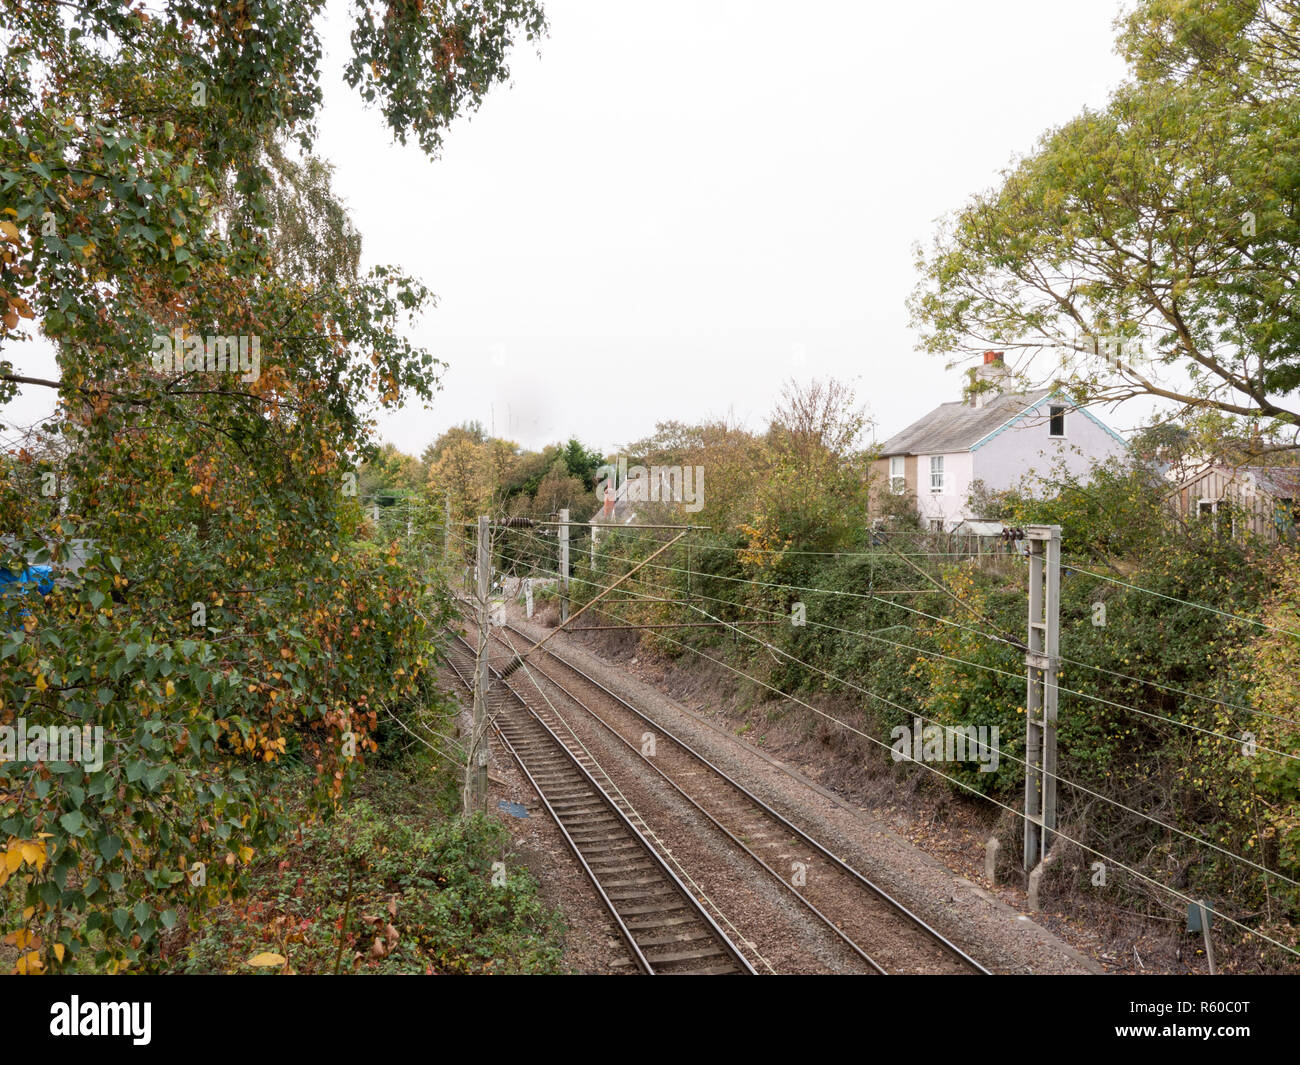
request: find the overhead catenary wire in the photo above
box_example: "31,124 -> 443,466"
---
1062,557 -> 1300,640
491,536 -> 1300,957
521,531 -> 1300,743
493,537 -> 1300,891
496,532 -> 1300,867
496,556 -> 1300,891
456,524 -> 1300,957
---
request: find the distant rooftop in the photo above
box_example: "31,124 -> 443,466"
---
1243,466 -> 1300,498
878,390 -> 1054,456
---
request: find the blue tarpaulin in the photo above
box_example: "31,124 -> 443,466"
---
497,800 -> 529,819
0,565 -> 54,597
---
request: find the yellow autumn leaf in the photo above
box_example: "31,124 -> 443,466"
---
53,943 -> 66,963
20,841 -> 44,870
34,674 -> 48,692
247,951 -> 286,967
0,220 -> 19,242
4,846 -> 23,873
15,951 -> 43,974
165,680 -> 175,697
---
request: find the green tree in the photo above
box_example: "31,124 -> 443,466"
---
561,436 -> 603,490
0,0 -> 544,974
360,443 -> 426,501
1237,546 -> 1300,881
910,0 -> 1300,446
750,378 -> 873,555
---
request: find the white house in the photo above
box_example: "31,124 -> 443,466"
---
873,352 -> 1128,530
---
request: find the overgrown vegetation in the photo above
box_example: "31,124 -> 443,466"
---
1,0 -> 547,974
423,422 -> 606,527
546,417 -> 1300,967
910,0 -> 1300,447
177,755 -> 565,976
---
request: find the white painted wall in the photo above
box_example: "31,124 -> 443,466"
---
914,451 -> 973,530
971,402 -> 1127,503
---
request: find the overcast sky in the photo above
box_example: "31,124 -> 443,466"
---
3,0 -> 1145,455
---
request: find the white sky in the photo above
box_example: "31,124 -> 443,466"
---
3,0 -> 1146,455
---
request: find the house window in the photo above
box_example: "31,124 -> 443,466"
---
929,455 -> 944,493
930,519 -> 945,533
1198,498 -> 1228,536
889,456 -> 905,494
1049,405 -> 1066,437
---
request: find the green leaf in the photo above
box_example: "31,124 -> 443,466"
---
98,835 -> 122,862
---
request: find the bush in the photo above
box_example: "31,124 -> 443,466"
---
178,761 -> 565,975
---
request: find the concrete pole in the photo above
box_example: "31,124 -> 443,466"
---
443,491 -> 451,560
1024,525 -> 1061,871
466,514 -> 490,814
558,507 -> 570,624
1198,901 -> 1217,975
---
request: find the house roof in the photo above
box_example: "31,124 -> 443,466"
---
951,520 -> 1005,537
589,479 -> 638,524
1243,466 -> 1300,499
878,390 -> 1054,456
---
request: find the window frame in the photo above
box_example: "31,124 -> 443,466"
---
1048,404 -> 1066,437
929,455 -> 944,493
889,455 -> 905,495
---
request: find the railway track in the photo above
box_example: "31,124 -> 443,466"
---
442,631 -> 756,975
488,618 -> 990,975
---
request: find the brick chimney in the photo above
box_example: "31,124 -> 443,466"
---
970,351 -> 1008,408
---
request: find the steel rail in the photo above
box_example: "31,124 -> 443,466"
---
443,630 -> 756,975
500,620 -> 991,975
489,627 -> 889,974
